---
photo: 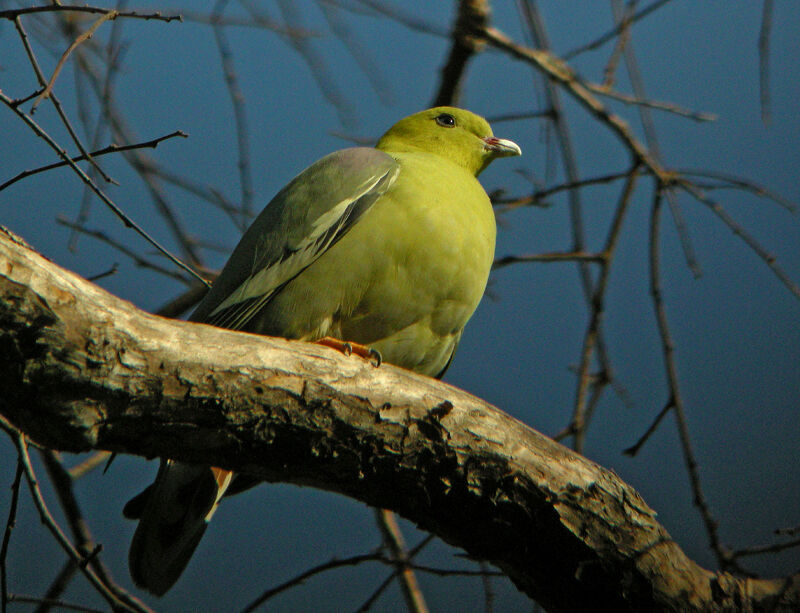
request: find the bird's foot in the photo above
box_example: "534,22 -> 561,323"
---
316,336 -> 382,367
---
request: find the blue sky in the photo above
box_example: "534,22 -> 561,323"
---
1,2 -> 798,611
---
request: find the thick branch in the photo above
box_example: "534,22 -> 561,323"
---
0,228 -> 796,613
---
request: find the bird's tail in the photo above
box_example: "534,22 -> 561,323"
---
125,461 -> 234,596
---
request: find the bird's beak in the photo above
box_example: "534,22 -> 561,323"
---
483,136 -> 522,157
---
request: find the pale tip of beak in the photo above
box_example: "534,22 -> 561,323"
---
483,136 -> 522,157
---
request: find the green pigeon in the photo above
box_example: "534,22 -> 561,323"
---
126,107 -> 521,595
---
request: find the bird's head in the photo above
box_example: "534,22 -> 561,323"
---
376,107 -> 521,176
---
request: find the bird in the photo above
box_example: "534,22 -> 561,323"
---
125,106 -> 521,595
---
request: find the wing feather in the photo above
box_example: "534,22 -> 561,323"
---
191,148 -> 399,331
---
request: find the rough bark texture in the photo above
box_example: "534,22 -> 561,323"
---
0,227 -> 797,612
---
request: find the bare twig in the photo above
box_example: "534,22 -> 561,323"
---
759,0 -> 773,123
241,552 -> 383,612
13,15 -> 114,186
610,0 -> 701,276
8,594 -> 104,613
274,0 -> 355,128
68,8 -> 129,251
493,251 -> 604,270
375,509 -> 429,613
563,0 -> 675,60
0,131 -> 187,192
211,1 -> 254,231
39,450 -> 148,613
569,166 -> 640,451
0,5 -> 181,23
68,39 -> 205,267
648,184 -> 733,573
0,462 -> 23,613
318,1 -> 395,105
517,2 -> 624,451
587,83 -> 717,122
1,419 -> 153,613
733,537 -> 800,559
679,183 -> 800,300
332,0 -> 449,38
0,90 -> 209,287
676,168 -> 797,213
354,535 -> 435,613
432,0 -> 490,107
56,217 -> 195,284
67,452 -> 112,480
155,283 -> 212,319
30,11 -> 118,113
483,25 -> 666,178
623,399 -> 673,457
38,559 -> 81,613
495,169 -> 637,212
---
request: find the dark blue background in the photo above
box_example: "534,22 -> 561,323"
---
1,2 -> 798,611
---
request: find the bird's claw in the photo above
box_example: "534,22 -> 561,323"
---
368,348 -> 382,368
316,337 -> 381,368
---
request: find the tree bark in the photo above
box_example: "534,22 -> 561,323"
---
0,227 -> 796,612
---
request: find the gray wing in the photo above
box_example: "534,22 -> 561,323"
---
190,147 -> 399,330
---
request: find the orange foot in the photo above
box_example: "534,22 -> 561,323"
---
316,336 -> 382,367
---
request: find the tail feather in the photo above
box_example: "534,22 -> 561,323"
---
128,461 -> 233,596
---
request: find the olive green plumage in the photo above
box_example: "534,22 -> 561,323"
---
128,107 -> 521,595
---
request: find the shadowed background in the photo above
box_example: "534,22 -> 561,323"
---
0,2 -> 798,611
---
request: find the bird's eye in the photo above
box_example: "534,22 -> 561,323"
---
435,113 -> 456,128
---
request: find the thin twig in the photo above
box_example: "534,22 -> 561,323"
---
0,131 -> 187,192
1,420 -> 153,612
56,217 -> 195,284
587,83 -> 716,122
495,169 -> 636,211
518,2 -> 624,451
69,48 -> 205,266
0,462 -> 23,613
13,15 -> 114,187
405,563 -> 504,578
274,0 -> 355,128
37,558 -> 81,613
31,11 -> 118,113
759,0 -> 773,123
483,25 -> 667,179
732,537 -> 800,559
68,10 -> 129,251
0,90 -> 209,287
39,451 -> 148,613
601,0 -> 630,88
240,552 -> 383,612
492,251 -> 604,270
8,594 -> 105,613
330,0 -> 449,38
563,0 -> 675,60
67,452 -> 112,480
374,509 -> 429,613
679,183 -> 800,300
479,561 -> 495,613
318,1 -> 394,105
676,168 -> 797,214
0,5 -> 181,22
432,0 -> 489,107
354,535 -> 435,613
570,166 -> 640,452
623,399 -> 673,456
610,0 -> 701,277
648,183 -> 734,573
212,1 -> 254,231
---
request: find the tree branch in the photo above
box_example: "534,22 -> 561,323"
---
0,227 -> 797,613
